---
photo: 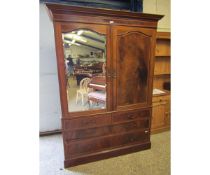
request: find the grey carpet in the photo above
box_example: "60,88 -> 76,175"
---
40,131 -> 170,175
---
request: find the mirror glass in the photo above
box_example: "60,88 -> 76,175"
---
62,30 -> 106,112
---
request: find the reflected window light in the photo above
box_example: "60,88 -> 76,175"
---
74,43 -> 81,46
65,33 -> 87,43
77,30 -> 83,36
64,39 -> 80,46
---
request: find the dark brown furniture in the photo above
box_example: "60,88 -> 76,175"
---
46,3 -> 163,167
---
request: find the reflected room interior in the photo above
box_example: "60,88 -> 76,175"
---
62,30 -> 106,112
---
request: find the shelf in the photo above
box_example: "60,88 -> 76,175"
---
153,75 -> 170,90
155,39 -> 170,56
155,55 -> 170,57
152,32 -> 171,134
154,73 -> 170,76
156,32 -> 170,40
154,56 -> 170,76
153,31 -> 170,91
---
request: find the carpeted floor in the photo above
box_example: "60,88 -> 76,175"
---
40,131 -> 170,175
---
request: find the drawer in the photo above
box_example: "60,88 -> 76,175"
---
63,119 -> 149,141
63,114 -> 111,130
65,129 -> 149,157
63,125 -> 111,141
65,136 -> 112,157
112,130 -> 150,147
152,95 -> 170,103
112,120 -> 149,134
112,109 -> 150,123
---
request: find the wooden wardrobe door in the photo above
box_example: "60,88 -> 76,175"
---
112,26 -> 156,111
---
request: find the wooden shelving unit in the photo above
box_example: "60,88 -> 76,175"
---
153,32 -> 171,89
151,32 -> 171,134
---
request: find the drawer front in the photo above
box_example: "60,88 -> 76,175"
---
112,120 -> 149,134
152,95 -> 170,103
65,136 -> 112,157
63,126 -> 111,141
65,130 -> 150,157
112,130 -> 150,147
112,109 -> 150,123
63,114 -> 111,130
63,119 -> 149,141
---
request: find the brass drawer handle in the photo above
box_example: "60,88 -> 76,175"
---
145,130 -> 149,134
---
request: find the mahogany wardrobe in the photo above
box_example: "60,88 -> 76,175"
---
46,3 -> 163,167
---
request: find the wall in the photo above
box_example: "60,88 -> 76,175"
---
143,0 -> 171,32
40,3 -> 61,132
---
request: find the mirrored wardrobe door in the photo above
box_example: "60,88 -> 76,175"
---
62,29 -> 107,113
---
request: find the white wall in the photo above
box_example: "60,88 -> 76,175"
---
143,0 -> 171,32
39,3 -> 61,132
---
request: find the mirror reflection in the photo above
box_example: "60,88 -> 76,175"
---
62,30 -> 106,112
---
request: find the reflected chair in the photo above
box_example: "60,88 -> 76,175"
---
88,91 -> 106,107
76,77 -> 91,105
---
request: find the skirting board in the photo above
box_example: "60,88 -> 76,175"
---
39,129 -> 62,137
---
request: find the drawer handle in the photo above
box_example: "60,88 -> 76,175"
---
145,130 -> 149,134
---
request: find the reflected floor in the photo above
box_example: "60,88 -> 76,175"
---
67,76 -> 105,112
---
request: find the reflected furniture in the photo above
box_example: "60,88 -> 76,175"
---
88,75 -> 106,106
88,75 -> 106,91
88,91 -> 106,106
76,78 -> 91,105
74,62 -> 103,85
46,3 -> 163,167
